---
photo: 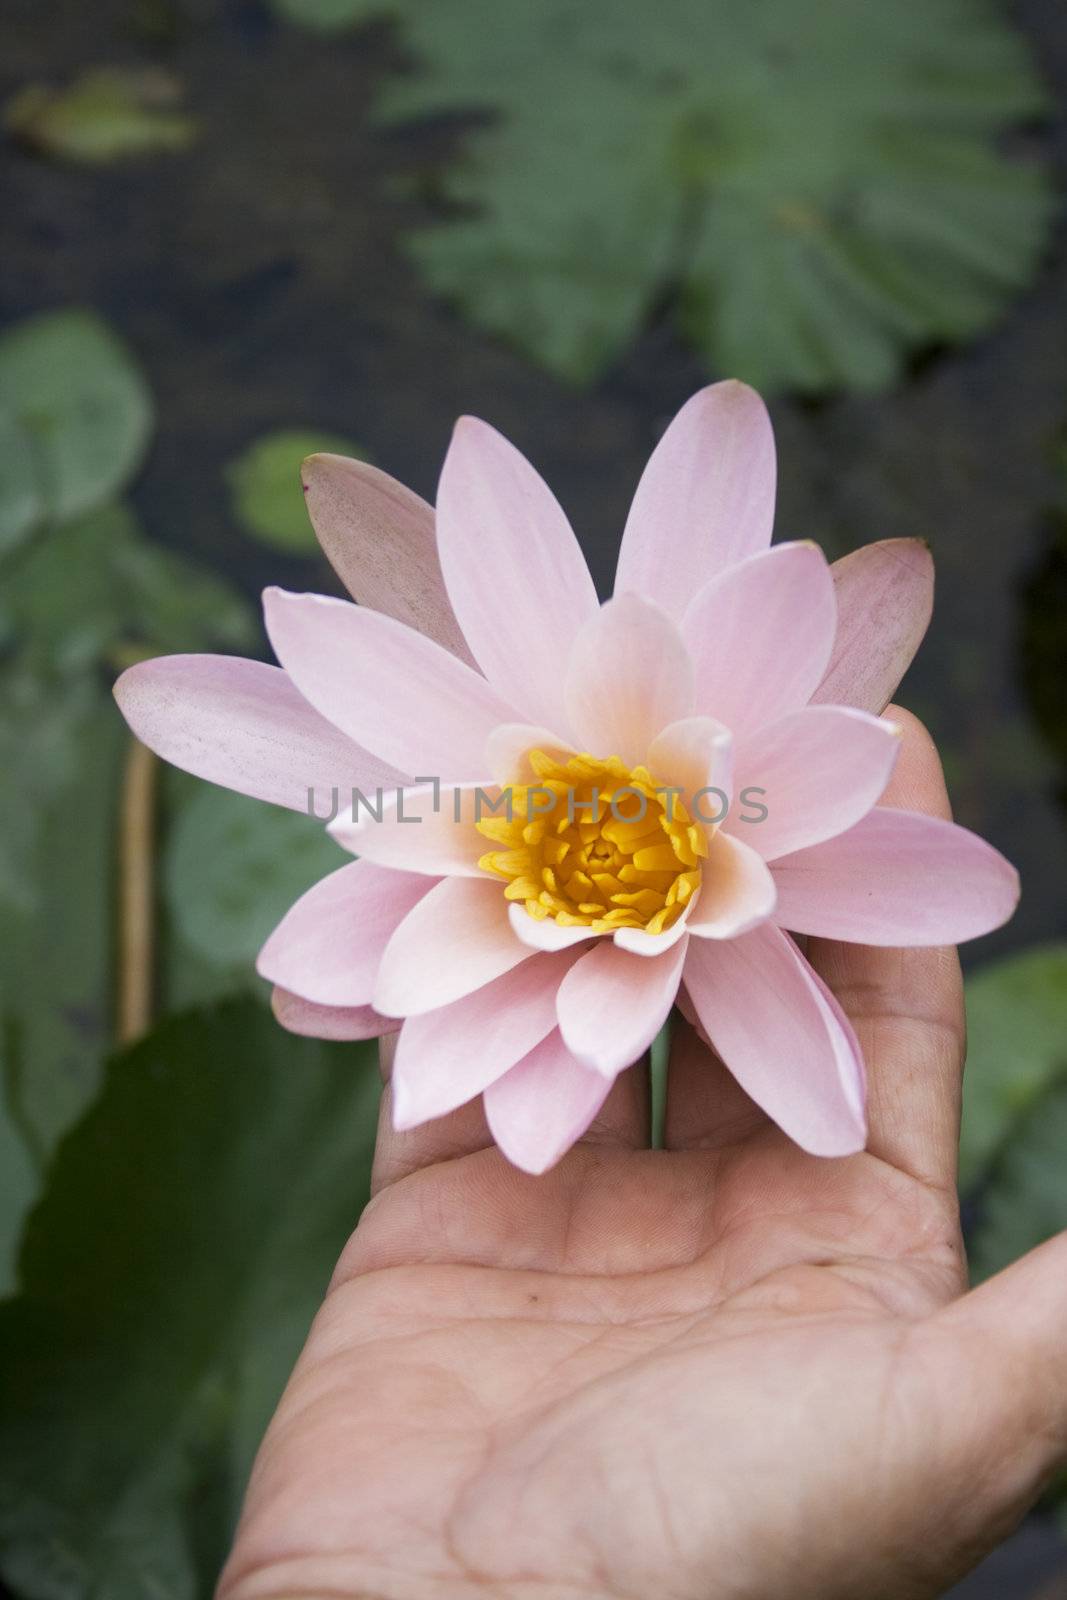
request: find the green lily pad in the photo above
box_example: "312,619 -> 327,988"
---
370,0 -> 1051,392
164,784 -> 346,977
0,310 -> 154,528
959,944 -> 1067,1192
0,999 -> 379,1598
6,67 -> 196,165
226,429 -> 367,552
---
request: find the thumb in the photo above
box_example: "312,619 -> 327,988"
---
927,1232 -> 1067,1516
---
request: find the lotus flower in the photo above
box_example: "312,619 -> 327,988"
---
115,383 -> 1018,1173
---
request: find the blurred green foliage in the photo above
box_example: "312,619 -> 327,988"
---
960,946 -> 1067,1298
959,945 -> 1067,1193
0,1001 -> 379,1600
281,0 -> 1053,392
970,1080 -> 1067,1283
0,306 -> 382,1594
0,502 -> 253,676
164,784 -> 344,980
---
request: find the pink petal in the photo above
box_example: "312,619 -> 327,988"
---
684,923 -> 867,1157
330,782 -> 494,876
686,829 -> 777,938
485,723 -> 577,785
271,987 -> 396,1041
435,417 -> 598,733
483,1030 -> 611,1174
615,382 -> 776,621
262,588 -> 518,779
113,654 -> 403,812
646,715 -> 733,837
391,949 -> 581,1130
681,543 -> 836,743
375,877 -> 532,1017
729,705 -> 901,861
813,539 -> 934,714
676,982 -> 712,1050
300,454 -> 475,664
256,861 -> 431,1006
508,904 -> 599,952
557,937 -> 687,1076
565,594 -> 694,765
613,914 -> 692,957
770,807 -> 1021,945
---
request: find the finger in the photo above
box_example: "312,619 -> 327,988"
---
371,1033 -> 650,1193
805,705 -> 966,1189
663,1014 -> 769,1150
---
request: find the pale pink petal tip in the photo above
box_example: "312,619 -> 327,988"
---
815,538 -> 934,714
271,986 -> 396,1041
681,542 -> 836,744
684,923 -> 867,1158
508,903 -> 597,952
300,453 -> 474,663
375,878 -> 532,1017
261,585 -> 516,780
615,380 -> 776,620
256,860 -> 431,1008
329,782 -> 490,876
686,830 -> 777,939
565,593 -> 694,767
771,809 -> 1020,946
483,1030 -> 611,1174
390,949 -> 579,1131
732,704 -> 901,862
113,653 -> 403,812
557,937 -> 686,1076
436,415 -> 597,733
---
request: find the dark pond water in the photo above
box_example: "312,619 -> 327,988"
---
2,0 -> 1066,1594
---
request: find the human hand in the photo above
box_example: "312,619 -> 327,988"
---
219,710 -> 1064,1600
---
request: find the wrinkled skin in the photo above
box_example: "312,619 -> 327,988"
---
219,714 -> 1067,1600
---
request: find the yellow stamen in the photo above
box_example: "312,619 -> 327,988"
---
477,750 -> 708,938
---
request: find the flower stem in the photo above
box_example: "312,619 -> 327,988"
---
116,737 -> 157,1046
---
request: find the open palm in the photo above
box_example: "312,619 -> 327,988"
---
220,719 -> 1066,1600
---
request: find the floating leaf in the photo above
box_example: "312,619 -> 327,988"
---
370,0 -> 1052,392
0,501 -> 255,674
271,0 -> 387,30
959,944 -> 1067,1192
0,310 -> 153,527
164,784 -> 344,977
5,67 -> 196,164
0,1000 -> 379,1597
226,429 -> 367,552
969,1079 -> 1067,1283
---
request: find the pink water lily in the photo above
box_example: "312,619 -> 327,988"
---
114,382 -> 1018,1173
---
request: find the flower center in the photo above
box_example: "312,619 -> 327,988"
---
477,749 -> 706,936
